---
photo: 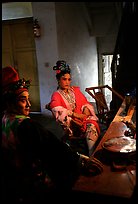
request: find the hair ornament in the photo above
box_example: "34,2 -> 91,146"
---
3,78 -> 31,95
53,60 -> 71,73
56,70 -> 61,74
11,78 -> 31,91
2,66 -> 31,95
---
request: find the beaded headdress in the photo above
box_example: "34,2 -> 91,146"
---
2,66 -> 31,95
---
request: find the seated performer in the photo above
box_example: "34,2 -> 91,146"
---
2,66 -> 103,203
46,60 -> 100,156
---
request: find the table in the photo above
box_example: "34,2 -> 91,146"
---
72,99 -> 136,200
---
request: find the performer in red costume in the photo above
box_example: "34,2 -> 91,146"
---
46,60 -> 100,156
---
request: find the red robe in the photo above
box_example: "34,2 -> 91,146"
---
50,86 -> 100,135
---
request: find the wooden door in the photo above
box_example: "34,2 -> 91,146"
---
2,18 -> 40,112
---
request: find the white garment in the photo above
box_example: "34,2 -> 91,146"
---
85,123 -> 99,156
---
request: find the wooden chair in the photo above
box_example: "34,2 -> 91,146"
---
85,85 -> 124,128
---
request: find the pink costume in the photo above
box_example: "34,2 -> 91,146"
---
49,86 -> 100,156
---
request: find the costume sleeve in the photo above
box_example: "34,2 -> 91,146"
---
81,103 -> 99,121
73,86 -> 98,120
50,92 -> 64,109
49,92 -> 73,130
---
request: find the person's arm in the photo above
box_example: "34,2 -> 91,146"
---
83,106 -> 91,116
71,112 -> 86,121
18,118 -> 80,190
69,106 -> 91,122
73,86 -> 98,121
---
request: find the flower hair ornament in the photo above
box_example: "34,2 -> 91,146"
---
53,60 -> 71,74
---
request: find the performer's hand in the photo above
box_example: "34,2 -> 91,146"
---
83,107 -> 91,117
72,112 -> 86,121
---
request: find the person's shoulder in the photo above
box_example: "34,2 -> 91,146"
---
19,116 -> 31,125
52,89 -> 61,94
71,86 -> 81,92
19,117 -> 43,131
71,86 -> 80,90
52,90 -> 61,97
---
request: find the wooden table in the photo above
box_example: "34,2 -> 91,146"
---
72,99 -> 136,200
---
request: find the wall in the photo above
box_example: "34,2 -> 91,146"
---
55,2 -> 98,96
32,2 -> 99,114
32,2 -> 59,114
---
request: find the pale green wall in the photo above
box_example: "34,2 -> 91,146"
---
2,2 -> 33,20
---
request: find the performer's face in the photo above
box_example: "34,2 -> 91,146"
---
58,73 -> 71,90
15,91 -> 31,116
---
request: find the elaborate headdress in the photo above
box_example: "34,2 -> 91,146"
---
53,60 -> 71,74
2,66 -> 31,95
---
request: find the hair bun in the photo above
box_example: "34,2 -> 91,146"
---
53,60 -> 70,72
